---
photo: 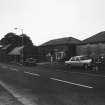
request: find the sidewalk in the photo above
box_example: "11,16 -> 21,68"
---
0,80 -> 41,105
0,83 -> 23,105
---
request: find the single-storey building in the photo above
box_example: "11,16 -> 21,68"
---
0,44 -> 15,62
8,46 -> 24,63
8,45 -> 38,63
39,37 -> 82,62
76,31 -> 105,57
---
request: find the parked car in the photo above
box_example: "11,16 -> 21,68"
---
23,58 -> 37,66
65,55 -> 92,70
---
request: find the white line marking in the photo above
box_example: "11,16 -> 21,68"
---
0,64 -> 98,88
24,72 -> 93,88
9,67 -> 18,71
24,71 -> 40,77
50,78 -> 93,89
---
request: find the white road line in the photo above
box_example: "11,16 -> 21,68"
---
9,68 -> 18,71
0,65 -> 97,88
24,72 -> 93,89
50,77 -> 93,89
2,64 -> 105,78
24,71 -> 40,77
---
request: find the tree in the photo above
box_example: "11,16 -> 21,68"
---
0,32 -> 33,47
0,32 -> 18,45
0,32 -> 38,62
23,45 -> 38,59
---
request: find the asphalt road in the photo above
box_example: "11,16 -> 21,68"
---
0,63 -> 105,105
1,63 -> 105,89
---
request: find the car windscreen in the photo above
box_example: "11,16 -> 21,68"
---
80,56 -> 90,60
70,57 -> 75,61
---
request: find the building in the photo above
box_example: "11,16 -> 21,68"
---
0,44 -> 16,62
76,31 -> 105,57
39,37 -> 81,62
8,45 -> 38,63
8,46 -> 24,63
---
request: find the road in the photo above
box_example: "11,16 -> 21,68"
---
0,63 -> 105,105
1,63 -> 105,89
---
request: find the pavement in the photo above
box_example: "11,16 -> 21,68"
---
0,80 -> 39,105
0,83 -> 23,105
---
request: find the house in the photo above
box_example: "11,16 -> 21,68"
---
39,37 -> 82,62
0,44 -> 15,62
8,45 -> 38,63
76,31 -> 105,57
8,46 -> 24,63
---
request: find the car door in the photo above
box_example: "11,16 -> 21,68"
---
79,57 -> 85,66
75,57 -> 81,66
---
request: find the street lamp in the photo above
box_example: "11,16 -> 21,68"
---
14,27 -> 24,65
14,27 -> 23,35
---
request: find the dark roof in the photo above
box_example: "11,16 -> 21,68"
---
40,37 -> 81,46
8,46 -> 24,55
83,31 -> 105,44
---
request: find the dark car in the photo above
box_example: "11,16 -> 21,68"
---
23,58 -> 37,66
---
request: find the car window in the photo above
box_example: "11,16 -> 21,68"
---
70,57 -> 75,61
80,56 -> 89,60
75,57 -> 80,61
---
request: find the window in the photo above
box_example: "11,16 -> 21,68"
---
70,57 -> 75,61
75,57 -> 80,61
55,51 -> 65,60
80,56 -> 89,60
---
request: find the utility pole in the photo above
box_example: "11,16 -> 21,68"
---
14,27 -> 24,65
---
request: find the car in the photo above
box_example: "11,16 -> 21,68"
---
65,55 -> 92,70
23,58 -> 37,66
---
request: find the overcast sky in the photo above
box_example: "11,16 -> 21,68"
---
0,0 -> 105,45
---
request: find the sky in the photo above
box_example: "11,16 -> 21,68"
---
0,0 -> 105,45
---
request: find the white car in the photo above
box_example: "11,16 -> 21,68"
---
65,56 -> 92,69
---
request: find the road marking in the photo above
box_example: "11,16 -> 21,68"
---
9,68 -> 18,71
50,77 -> 93,89
24,71 -> 40,77
0,64 -> 101,89
24,72 -> 93,89
0,65 -> 94,89
2,64 -> 105,78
